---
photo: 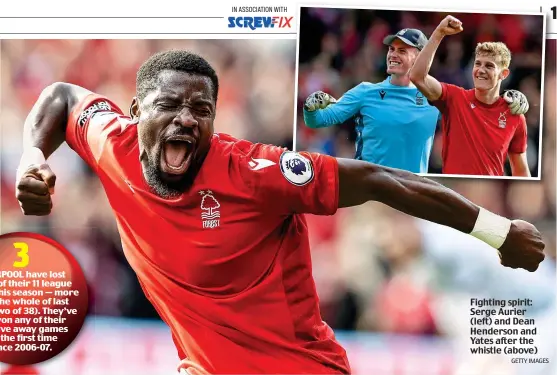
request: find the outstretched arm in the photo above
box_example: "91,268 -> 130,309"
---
338,158 -> 477,232
337,158 -> 545,272
16,82 -> 92,214
409,15 -> 463,101
303,84 -> 364,128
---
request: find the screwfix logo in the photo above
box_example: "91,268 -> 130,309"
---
227,16 -> 293,30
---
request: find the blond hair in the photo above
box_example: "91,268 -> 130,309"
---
475,42 -> 512,69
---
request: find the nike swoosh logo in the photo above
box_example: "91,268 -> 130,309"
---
248,158 -> 276,171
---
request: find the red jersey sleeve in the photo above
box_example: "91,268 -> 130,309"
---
430,82 -> 464,113
509,115 -> 528,154
65,94 -> 129,171
238,143 -> 339,216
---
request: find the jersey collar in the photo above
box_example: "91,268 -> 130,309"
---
469,89 -> 505,109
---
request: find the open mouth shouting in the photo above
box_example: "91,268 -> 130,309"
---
160,135 -> 196,176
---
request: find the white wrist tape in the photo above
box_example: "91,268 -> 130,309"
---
470,207 -> 512,249
16,147 -> 46,181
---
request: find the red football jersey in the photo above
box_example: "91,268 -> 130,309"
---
432,83 -> 528,176
65,94 -> 350,374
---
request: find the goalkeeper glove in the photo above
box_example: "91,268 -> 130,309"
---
503,90 -> 529,115
304,91 -> 337,112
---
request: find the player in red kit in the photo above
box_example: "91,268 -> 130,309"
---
409,15 -> 532,177
15,50 -> 545,374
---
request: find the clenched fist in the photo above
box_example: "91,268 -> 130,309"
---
16,163 -> 56,216
498,220 -> 545,272
304,91 -> 337,112
434,15 -> 463,37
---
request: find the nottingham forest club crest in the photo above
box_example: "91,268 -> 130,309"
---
415,92 -> 424,105
199,190 -> 220,229
498,112 -> 507,128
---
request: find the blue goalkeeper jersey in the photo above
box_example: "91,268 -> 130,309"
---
303,77 -> 440,173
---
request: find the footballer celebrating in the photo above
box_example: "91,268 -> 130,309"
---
16,50 -> 544,374
303,28 -> 529,174
410,15 -> 532,176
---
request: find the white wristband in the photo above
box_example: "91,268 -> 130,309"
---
470,207 -> 512,249
16,147 -> 46,181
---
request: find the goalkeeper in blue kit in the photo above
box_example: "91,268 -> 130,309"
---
303,28 -> 530,173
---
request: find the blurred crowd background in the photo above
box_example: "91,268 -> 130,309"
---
296,8 -> 545,177
1,38 -> 555,375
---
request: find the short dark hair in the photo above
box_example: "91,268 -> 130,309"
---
136,50 -> 219,102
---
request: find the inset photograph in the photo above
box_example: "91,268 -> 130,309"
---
296,7 -> 545,179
